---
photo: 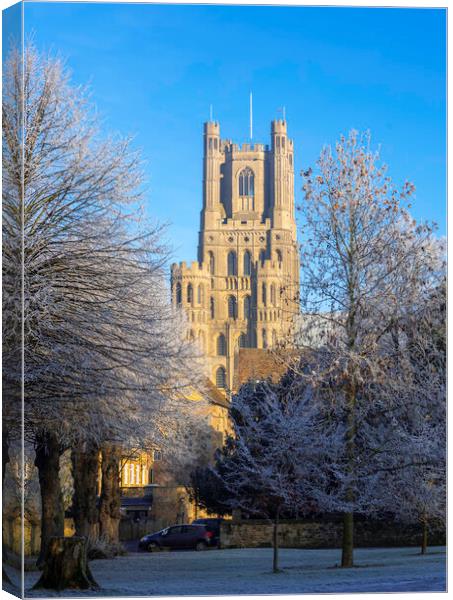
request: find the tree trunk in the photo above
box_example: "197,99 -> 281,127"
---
99,444 -> 121,545
341,511 -> 354,568
272,507 -> 281,573
34,431 -> 64,568
71,443 -> 100,541
2,431 -> 10,486
33,536 -> 98,591
421,518 -> 428,555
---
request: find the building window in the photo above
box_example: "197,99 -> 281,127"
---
217,334 -> 226,356
243,251 -> 251,276
262,283 -> 267,306
136,464 -> 140,484
244,295 -> 252,319
227,251 -> 237,276
259,249 -> 266,266
187,283 -> 193,304
238,167 -> 255,197
238,333 -> 248,348
216,367 -> 226,389
209,138 -> 213,150
123,462 -> 129,485
154,450 -> 162,461
210,297 -> 215,319
270,284 -> 276,306
276,249 -> 283,268
262,329 -> 268,349
208,251 -> 215,275
272,330 -> 278,347
130,463 -> 135,485
228,295 -> 237,319
197,284 -> 204,305
176,282 -> 182,305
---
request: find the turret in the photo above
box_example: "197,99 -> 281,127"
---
271,120 -> 295,234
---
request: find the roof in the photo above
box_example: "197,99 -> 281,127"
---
233,348 -> 289,391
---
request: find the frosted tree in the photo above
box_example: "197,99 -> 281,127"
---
297,130 -> 444,567
214,379 -> 319,573
2,41 -> 204,573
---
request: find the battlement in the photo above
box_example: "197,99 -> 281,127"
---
271,119 -> 287,134
204,121 -> 220,135
171,260 -> 209,277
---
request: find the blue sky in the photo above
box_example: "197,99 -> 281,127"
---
20,2 -> 446,264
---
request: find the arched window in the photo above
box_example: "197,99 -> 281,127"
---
217,334 -> 226,356
228,295 -> 237,319
244,295 -> 252,319
238,167 -> 255,197
187,284 -> 193,304
262,329 -> 268,349
243,251 -> 251,276
210,297 -> 215,319
238,333 -> 248,348
208,251 -> 215,275
272,330 -> 278,347
270,284 -> 276,306
176,282 -> 182,305
262,283 -> 267,306
259,249 -> 266,266
197,284 -> 204,305
216,367 -> 226,389
276,249 -> 283,268
227,251 -> 237,276
188,329 -> 195,341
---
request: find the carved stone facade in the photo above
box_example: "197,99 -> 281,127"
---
171,119 -> 299,391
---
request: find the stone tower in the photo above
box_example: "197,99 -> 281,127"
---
171,119 -> 299,391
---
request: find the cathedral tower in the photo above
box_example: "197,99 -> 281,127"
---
171,119 -> 299,391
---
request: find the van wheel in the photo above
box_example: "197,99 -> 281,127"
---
148,542 -> 160,552
195,541 -> 207,551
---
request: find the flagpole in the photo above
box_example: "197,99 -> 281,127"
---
250,92 -> 253,141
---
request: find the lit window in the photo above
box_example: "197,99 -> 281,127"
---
130,463 -> 135,485
238,168 -> 255,197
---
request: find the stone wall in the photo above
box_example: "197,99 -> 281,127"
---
220,518 -> 446,550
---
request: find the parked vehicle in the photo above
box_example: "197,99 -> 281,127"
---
191,518 -> 224,547
138,524 -> 213,552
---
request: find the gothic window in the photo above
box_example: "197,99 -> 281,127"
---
208,251 -> 215,275
217,334 -> 226,356
259,249 -> 266,266
197,284 -> 204,305
262,329 -> 268,349
209,138 -> 213,150
187,283 -> 193,304
262,283 -> 267,306
282,137 -> 285,149
123,462 -> 129,485
227,251 -> 237,276
210,297 -> 215,319
176,282 -> 182,305
243,250 -> 252,276
272,330 -> 278,347
289,154 -> 293,166
270,284 -> 276,306
216,367 -> 226,389
276,136 -> 280,149
276,249 -> 283,268
228,295 -> 237,319
214,138 -> 218,150
244,295 -> 252,319
238,167 -> 255,197
238,333 -> 248,348
130,463 -> 134,485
